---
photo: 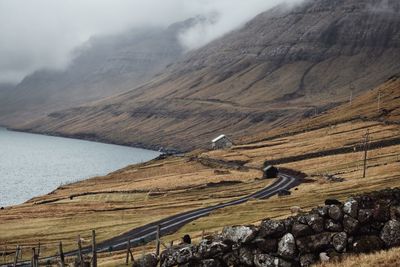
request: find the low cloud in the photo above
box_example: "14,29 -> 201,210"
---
0,0 -> 303,84
178,0 -> 303,50
367,0 -> 400,14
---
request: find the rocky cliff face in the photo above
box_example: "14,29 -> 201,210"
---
16,0 -> 400,151
148,0 -> 400,105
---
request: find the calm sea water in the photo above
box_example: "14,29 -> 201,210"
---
0,127 -> 160,207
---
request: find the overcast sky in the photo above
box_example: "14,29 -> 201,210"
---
0,0 -> 303,84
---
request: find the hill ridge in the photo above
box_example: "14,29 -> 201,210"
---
15,0 -> 400,151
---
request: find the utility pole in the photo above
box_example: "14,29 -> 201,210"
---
350,91 -> 353,106
377,91 -> 381,112
349,84 -> 355,106
362,129 -> 370,178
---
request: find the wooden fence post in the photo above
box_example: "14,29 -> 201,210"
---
31,247 -> 37,267
201,230 -> 205,240
169,241 -> 174,247
2,244 -> 6,263
155,225 -> 161,257
19,246 -> 22,260
125,239 -> 129,265
92,230 -> 97,267
77,235 -> 84,267
35,248 -> 39,267
59,241 -> 65,267
13,245 -> 19,267
37,242 -> 41,258
125,239 -> 134,265
129,244 -> 134,263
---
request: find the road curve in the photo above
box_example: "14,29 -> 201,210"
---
10,173 -> 300,266
96,173 -> 300,252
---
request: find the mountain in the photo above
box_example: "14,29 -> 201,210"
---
15,0 -> 400,151
239,73 -> 400,145
0,19 -> 195,126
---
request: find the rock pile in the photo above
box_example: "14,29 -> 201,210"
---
137,188 -> 400,267
323,174 -> 345,183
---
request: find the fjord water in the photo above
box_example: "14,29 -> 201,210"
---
0,127 -> 160,207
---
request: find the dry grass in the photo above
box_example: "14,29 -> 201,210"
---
158,79 -> 400,266
317,247 -> 400,267
169,152 -> 400,243
206,120 -> 400,168
0,157 -> 267,263
0,78 -> 399,266
93,120 -> 399,266
28,157 -> 259,202
241,76 -> 400,145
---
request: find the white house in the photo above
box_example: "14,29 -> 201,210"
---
211,134 -> 233,150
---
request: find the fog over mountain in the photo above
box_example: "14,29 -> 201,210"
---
3,0 -> 399,152
13,0 -> 399,152
0,0 -> 303,84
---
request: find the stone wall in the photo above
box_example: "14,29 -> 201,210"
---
134,188 -> 400,267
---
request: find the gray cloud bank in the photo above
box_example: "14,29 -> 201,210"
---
0,0 -> 303,84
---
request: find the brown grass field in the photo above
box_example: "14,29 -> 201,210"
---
0,77 -> 399,266
0,157 -> 267,264
316,246 -> 400,267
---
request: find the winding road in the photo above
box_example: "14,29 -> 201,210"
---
9,172 -> 300,266
96,173 -> 300,252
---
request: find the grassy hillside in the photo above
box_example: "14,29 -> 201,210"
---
193,77 -> 400,225
240,74 -> 400,144
1,77 -> 399,266
16,0 -> 400,151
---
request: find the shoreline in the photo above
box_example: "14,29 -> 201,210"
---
7,127 -> 183,154
0,128 -> 166,208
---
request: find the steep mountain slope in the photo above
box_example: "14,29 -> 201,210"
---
239,73 -> 400,144
18,0 -> 400,151
0,20 -> 192,126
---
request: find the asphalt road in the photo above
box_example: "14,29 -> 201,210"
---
8,172 -> 300,266
96,173 -> 300,252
